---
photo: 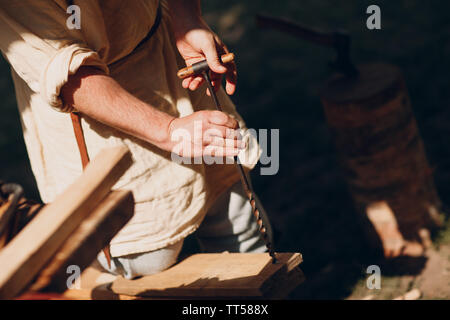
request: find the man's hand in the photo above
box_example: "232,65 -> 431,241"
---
62,69 -> 243,160
168,0 -> 237,96
61,2 -> 242,161
163,110 -> 245,158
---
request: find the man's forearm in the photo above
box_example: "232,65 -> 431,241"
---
167,0 -> 235,94
60,4 -> 240,158
61,67 -> 174,149
167,0 -> 202,37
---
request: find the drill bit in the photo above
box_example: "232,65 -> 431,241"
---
202,71 -> 277,263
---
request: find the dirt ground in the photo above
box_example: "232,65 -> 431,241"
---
347,245 -> 450,300
290,243 -> 450,300
1,0 -> 449,299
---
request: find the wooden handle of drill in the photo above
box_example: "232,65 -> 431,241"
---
177,53 -> 235,79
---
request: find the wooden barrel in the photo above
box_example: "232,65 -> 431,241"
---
320,63 -> 442,247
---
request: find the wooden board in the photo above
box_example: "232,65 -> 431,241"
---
109,252 -> 303,299
62,267 -> 128,300
0,146 -> 132,299
30,190 -> 134,292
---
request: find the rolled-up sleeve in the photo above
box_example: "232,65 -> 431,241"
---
0,1 -> 109,112
41,44 -> 108,112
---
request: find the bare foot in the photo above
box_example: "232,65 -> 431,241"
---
366,201 -> 426,258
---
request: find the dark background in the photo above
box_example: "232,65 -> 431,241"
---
1,0 -> 449,298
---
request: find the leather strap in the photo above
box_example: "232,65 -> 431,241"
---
70,113 -> 90,168
66,3 -> 162,269
70,112 -> 112,269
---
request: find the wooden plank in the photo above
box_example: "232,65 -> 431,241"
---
62,267 -> 119,300
110,252 -> 303,299
0,146 -> 132,299
0,199 -> 13,249
62,267 -> 159,300
30,190 -> 134,293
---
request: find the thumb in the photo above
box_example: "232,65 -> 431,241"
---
202,41 -> 227,74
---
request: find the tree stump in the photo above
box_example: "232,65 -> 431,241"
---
320,63 -> 443,256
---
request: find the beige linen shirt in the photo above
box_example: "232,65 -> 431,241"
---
0,0 -> 260,257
